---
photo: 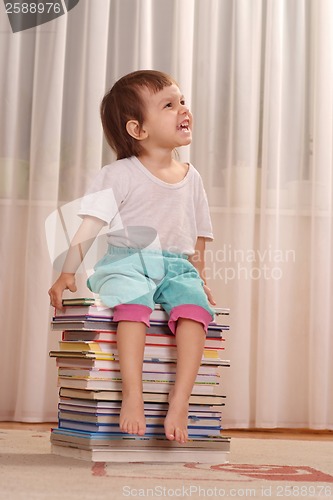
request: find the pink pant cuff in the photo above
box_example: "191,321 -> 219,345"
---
113,304 -> 152,327
168,305 -> 212,334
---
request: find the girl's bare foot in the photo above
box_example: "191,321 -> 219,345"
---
119,392 -> 146,436
164,389 -> 189,444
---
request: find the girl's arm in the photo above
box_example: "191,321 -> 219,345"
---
188,236 -> 216,306
48,215 -> 106,309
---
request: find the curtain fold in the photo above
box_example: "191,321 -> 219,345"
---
1,0 -> 332,429
307,0 -> 333,428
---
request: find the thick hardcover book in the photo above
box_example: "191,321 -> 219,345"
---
57,419 -> 222,436
57,367 -> 222,383
50,427 -> 230,462
61,330 -> 225,348
56,341 -> 225,362
55,358 -> 230,373
51,427 -> 230,446
58,387 -> 226,406
57,398 -> 225,414
55,299 -> 230,327
58,376 -> 224,396
51,443 -> 230,463
57,408 -> 222,423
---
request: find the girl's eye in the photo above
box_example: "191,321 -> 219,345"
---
165,103 -> 172,108
180,100 -> 186,105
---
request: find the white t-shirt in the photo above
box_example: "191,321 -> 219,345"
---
78,156 -> 213,256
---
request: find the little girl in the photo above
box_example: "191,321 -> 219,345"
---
49,70 -> 216,444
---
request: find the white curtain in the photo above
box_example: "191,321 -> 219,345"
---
0,0 -> 332,429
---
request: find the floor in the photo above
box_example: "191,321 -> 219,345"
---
1,422 -> 332,441
2,426 -> 333,500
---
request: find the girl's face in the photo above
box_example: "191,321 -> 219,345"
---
140,84 -> 193,151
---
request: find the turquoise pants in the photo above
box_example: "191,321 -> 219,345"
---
87,246 -> 214,333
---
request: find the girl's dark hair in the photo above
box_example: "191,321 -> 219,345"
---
100,70 -> 177,159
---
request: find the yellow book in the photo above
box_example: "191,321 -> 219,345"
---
59,341 -> 114,353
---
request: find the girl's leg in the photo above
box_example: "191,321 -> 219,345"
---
164,318 -> 206,444
117,321 -> 147,436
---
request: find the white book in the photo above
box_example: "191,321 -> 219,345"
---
57,341 -> 226,362
54,300 -> 229,326
58,387 -> 226,406
58,376 -> 224,395
58,367 -> 222,384
51,443 -> 230,463
58,399 -> 224,416
55,357 -> 230,373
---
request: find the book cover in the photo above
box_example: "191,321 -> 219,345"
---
50,443 -> 230,463
58,398 -> 225,415
58,340 -> 225,359
58,387 -> 226,406
58,376 -> 225,396
51,427 -> 231,449
58,367 -> 222,384
61,330 -> 224,349
54,357 -> 230,372
55,298 -> 230,327
58,419 -> 222,436
57,407 -> 222,422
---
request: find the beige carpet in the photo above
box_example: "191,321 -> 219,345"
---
0,430 -> 333,499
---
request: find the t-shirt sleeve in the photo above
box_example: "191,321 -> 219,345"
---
195,172 -> 214,241
77,164 -> 127,224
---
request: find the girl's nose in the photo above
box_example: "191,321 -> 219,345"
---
180,103 -> 189,114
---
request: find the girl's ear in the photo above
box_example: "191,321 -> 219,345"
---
126,120 -> 148,141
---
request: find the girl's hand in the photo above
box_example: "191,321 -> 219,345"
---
48,273 -> 77,310
203,284 -> 217,306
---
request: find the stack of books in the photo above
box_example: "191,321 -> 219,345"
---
49,298 -> 231,462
